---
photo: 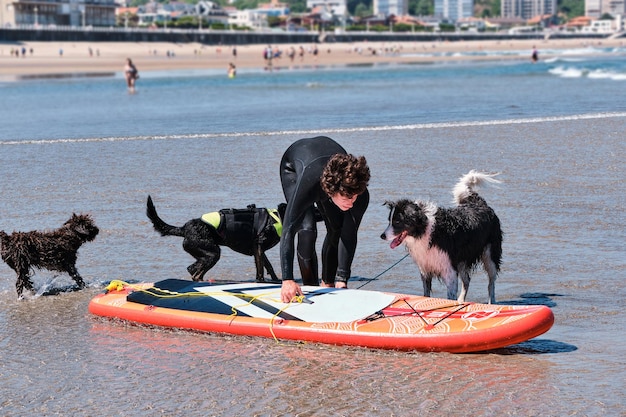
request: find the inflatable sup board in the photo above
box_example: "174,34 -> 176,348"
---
89,279 -> 554,353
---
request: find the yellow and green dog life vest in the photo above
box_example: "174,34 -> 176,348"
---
201,208 -> 282,236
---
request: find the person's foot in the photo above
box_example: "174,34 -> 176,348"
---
320,281 -> 347,289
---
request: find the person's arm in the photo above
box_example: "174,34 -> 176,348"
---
336,189 -> 369,283
279,171 -> 322,302
279,195 -> 312,302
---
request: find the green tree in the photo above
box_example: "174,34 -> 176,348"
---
232,0 -> 259,10
354,3 -> 372,17
286,0 -> 307,13
558,0 -> 584,18
410,0 -> 433,16
347,0 -> 371,15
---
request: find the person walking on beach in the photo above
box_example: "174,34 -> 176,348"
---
278,136 -> 370,303
124,58 -> 139,93
264,45 -> 273,71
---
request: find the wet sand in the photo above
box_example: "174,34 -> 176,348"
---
0,37 -> 623,77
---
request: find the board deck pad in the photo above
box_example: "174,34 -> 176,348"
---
127,279 -> 396,323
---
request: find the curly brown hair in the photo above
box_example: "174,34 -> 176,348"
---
320,154 -> 370,198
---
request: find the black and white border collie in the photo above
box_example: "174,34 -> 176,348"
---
381,171 -> 503,304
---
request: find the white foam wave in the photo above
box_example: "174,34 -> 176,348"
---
543,56 -> 586,64
549,66 -> 585,78
587,69 -> 626,80
3,112 -> 626,146
549,65 -> 626,80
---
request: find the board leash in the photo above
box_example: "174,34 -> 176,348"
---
354,253 -> 409,289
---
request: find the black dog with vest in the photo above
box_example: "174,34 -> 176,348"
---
147,195 -> 286,282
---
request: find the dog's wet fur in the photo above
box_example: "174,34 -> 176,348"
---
146,195 -> 286,282
0,214 -> 99,298
382,171 -> 503,303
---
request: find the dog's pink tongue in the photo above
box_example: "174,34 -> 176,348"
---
390,232 -> 406,249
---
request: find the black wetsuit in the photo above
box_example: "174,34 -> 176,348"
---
279,136 -> 369,286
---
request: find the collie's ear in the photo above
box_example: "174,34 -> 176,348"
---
401,202 -> 419,219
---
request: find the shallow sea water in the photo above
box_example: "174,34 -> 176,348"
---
0,49 -> 625,416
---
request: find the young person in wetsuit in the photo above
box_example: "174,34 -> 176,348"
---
279,136 -> 370,303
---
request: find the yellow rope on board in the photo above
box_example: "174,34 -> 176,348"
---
106,279 -> 307,344
268,295 -> 308,344
106,279 -> 279,300
226,291 -> 283,319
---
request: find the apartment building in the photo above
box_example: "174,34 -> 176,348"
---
434,0 -> 473,21
501,0 -> 556,19
374,0 -> 409,16
1,0 -> 116,27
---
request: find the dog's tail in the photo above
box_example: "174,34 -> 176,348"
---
146,195 -> 186,237
452,170 -> 501,205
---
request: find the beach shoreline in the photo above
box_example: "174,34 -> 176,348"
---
0,38 -> 624,79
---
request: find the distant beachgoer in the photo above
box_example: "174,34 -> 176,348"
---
298,46 -> 304,62
124,58 -> 139,93
232,46 -> 237,59
264,45 -> 273,71
228,62 -> 236,78
288,46 -> 295,63
531,47 -> 539,63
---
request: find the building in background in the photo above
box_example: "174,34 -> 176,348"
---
586,0 -> 625,17
501,0 -> 556,19
0,0 -> 116,27
306,0 -> 347,16
374,0 -> 409,16
228,9 -> 269,30
434,0 -> 473,21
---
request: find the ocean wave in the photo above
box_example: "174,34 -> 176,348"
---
3,112 -> 626,146
549,65 -> 626,80
549,66 -> 586,78
402,46 -> 626,61
543,57 -> 586,64
587,69 -> 626,80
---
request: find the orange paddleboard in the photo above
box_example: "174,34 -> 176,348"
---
88,279 -> 554,353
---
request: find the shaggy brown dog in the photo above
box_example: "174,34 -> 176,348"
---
0,213 -> 99,298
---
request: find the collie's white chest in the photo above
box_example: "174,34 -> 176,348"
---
405,236 -> 452,275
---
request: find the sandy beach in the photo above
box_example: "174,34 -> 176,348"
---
0,37 -> 623,78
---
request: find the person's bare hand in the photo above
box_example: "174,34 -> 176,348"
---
281,280 -> 303,303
